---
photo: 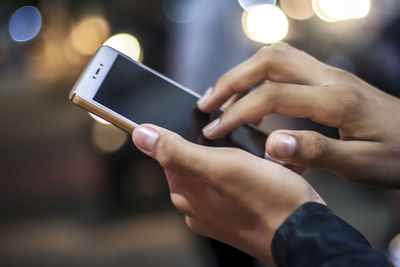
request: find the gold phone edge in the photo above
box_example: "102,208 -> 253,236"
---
70,93 -> 135,134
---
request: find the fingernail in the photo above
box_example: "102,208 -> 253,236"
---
264,151 -> 285,165
133,126 -> 159,154
222,100 -> 231,110
203,118 -> 220,133
197,87 -> 212,106
274,134 -> 296,158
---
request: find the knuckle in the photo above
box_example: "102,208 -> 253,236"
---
329,84 -> 363,116
259,82 -> 279,99
255,43 -> 291,79
258,82 -> 279,111
341,85 -> 363,107
270,41 -> 290,52
216,73 -> 236,94
256,45 -> 271,58
267,42 -> 290,58
301,132 -> 329,162
257,45 -> 277,63
329,67 -> 356,82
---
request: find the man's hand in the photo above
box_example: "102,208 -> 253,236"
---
197,42 -> 400,187
132,124 -> 324,264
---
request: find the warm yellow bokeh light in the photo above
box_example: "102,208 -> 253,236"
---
92,123 -> 128,153
313,0 -> 371,22
70,16 -> 110,55
242,4 -> 289,44
104,33 -> 142,61
89,113 -> 111,125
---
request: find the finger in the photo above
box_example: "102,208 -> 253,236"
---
265,149 -> 306,174
222,93 -> 246,110
203,82 -> 347,139
266,130 -> 340,170
198,42 -> 337,113
224,93 -> 265,126
265,130 -> 390,185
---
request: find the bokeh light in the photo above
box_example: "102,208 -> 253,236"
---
162,0 -> 205,24
89,113 -> 111,125
312,0 -> 337,22
312,0 -> 371,22
238,0 -> 277,10
104,33 -> 142,61
280,0 -> 314,20
242,4 -> 289,44
9,6 -> 42,42
92,123 -> 128,153
70,16 -> 110,56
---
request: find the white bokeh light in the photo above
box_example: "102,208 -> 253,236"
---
313,0 -> 371,22
242,4 -> 289,44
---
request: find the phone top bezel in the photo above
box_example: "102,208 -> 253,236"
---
71,45 -> 117,100
70,45 -> 203,130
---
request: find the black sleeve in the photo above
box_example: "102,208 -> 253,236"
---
271,202 -> 392,267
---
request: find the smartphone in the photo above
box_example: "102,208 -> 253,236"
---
69,45 -> 267,157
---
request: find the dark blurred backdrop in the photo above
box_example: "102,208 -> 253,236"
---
0,0 -> 400,266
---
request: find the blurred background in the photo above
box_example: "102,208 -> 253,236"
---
0,0 -> 400,266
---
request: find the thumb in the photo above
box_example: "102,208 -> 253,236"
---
132,124 -> 213,174
266,130 -> 393,186
265,130 -> 342,170
132,124 -> 186,164
132,124 -> 161,157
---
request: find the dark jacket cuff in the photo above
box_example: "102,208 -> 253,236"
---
271,202 -> 391,267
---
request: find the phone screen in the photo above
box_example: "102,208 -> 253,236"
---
94,55 -> 267,157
